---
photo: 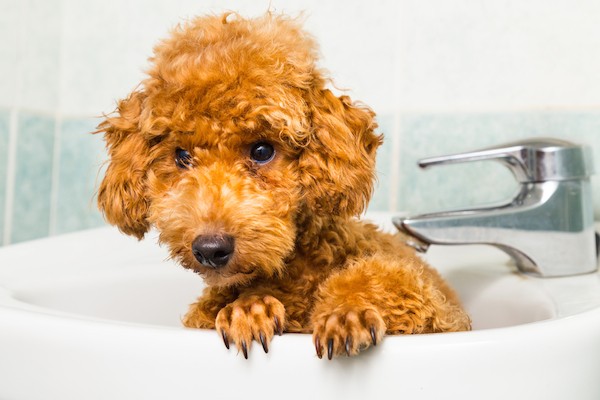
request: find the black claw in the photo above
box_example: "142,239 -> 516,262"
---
315,336 -> 323,359
345,337 -> 352,357
327,338 -> 334,360
242,341 -> 248,359
370,326 -> 377,346
274,316 -> 283,336
221,330 -> 230,349
259,332 -> 269,353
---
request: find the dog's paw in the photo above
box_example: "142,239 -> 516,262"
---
312,308 -> 386,360
215,295 -> 285,359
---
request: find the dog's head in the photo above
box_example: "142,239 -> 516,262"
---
96,13 -> 381,287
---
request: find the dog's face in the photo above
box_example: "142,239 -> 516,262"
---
96,14 -> 381,287
144,103 -> 304,287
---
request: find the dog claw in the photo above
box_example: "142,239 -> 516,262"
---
345,337 -> 352,357
370,326 -> 377,346
259,332 -> 269,353
241,341 -> 248,359
221,330 -> 230,349
315,336 -> 323,359
327,338 -> 334,360
274,316 -> 283,336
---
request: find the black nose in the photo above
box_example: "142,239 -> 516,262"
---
192,235 -> 235,268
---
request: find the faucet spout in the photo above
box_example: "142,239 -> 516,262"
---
394,138 -> 598,277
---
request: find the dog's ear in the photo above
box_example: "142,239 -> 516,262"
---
95,91 -> 152,239
300,89 -> 382,218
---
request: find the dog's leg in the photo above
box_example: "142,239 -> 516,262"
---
214,294 -> 286,359
311,256 -> 470,359
183,286 -> 238,329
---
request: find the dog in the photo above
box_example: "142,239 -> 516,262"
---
95,12 -> 471,360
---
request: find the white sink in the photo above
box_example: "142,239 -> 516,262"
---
1,213 -> 599,400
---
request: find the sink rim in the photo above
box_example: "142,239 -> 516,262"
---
1,215 -> 599,335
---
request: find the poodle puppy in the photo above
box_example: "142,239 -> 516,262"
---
96,13 -> 471,360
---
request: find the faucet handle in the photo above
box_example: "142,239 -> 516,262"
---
418,137 -> 593,183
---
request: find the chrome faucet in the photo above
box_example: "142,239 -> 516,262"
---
394,138 -> 599,277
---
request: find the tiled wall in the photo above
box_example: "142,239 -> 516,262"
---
0,112 -> 105,244
1,0 -> 600,244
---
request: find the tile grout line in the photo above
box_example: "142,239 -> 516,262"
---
48,115 -> 62,236
3,110 -> 18,246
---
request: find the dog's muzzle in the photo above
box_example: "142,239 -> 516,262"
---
192,234 -> 235,268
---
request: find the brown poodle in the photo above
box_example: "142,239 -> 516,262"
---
95,13 -> 471,360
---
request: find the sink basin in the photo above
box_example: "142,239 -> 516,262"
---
1,212 -> 599,399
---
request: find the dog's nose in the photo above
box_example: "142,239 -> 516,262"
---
192,235 -> 235,268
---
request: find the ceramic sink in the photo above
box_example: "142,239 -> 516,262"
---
0,213 -> 599,399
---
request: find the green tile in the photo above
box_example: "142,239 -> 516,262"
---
397,113 -> 516,214
11,113 -> 54,243
55,117 -> 107,234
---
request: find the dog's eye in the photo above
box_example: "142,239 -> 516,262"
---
250,142 -> 275,164
175,148 -> 193,169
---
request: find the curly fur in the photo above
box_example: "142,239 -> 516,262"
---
96,12 -> 470,359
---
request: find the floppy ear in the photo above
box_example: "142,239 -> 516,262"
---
95,91 -> 152,239
299,89 -> 382,218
